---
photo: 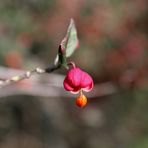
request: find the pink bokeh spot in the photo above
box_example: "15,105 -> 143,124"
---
63,67 -> 94,94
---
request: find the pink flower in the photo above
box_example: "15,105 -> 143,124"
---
63,67 -> 94,94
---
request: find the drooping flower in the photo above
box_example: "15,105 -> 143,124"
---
63,66 -> 94,107
63,67 -> 93,94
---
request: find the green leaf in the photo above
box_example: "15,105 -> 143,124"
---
65,18 -> 79,57
54,18 -> 79,67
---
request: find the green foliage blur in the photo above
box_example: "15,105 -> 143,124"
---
0,0 -> 147,148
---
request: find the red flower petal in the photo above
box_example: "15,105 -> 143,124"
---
67,68 -> 82,87
80,71 -> 94,92
63,78 -> 74,91
63,67 -> 94,94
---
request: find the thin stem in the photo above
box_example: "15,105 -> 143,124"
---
80,89 -> 83,96
67,61 -> 76,69
0,64 -> 60,88
45,64 -> 61,73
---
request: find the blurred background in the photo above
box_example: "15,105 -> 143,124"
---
0,0 -> 148,148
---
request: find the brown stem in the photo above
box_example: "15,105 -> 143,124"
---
0,64 -> 61,88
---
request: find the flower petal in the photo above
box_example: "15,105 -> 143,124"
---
63,78 -> 74,91
82,81 -> 93,92
70,86 -> 81,94
80,72 -> 94,91
70,90 -> 80,94
69,68 -> 82,87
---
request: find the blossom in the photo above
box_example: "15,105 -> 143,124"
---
63,67 -> 94,94
63,67 -> 94,107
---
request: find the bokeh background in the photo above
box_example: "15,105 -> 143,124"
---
0,0 -> 148,148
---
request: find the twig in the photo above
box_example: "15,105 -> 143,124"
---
0,64 -> 60,88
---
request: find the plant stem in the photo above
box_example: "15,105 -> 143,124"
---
0,64 -> 60,88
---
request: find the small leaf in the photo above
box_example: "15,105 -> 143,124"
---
54,18 -> 79,66
65,18 -> 79,57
